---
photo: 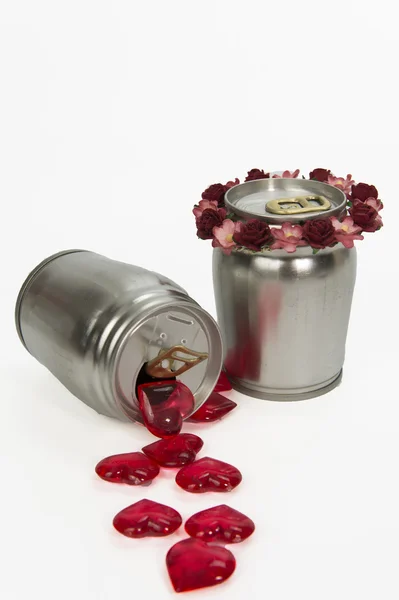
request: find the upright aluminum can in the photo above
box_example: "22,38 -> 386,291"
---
213,178 -> 357,401
16,250 -> 223,422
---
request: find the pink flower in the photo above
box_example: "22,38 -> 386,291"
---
212,219 -> 238,255
272,169 -> 300,179
364,197 -> 383,212
225,178 -> 240,190
192,199 -> 218,219
331,216 -> 364,248
327,174 -> 355,197
270,222 -> 307,253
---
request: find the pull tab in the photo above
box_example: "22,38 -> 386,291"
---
266,195 -> 331,215
145,345 -> 208,378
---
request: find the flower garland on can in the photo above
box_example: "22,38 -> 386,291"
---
193,168 -> 383,255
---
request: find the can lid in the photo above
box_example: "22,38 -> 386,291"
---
224,178 -> 346,224
114,301 -> 223,424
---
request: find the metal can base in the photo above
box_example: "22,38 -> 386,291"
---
227,370 -> 343,402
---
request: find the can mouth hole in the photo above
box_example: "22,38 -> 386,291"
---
134,362 -> 176,398
115,303 -> 222,424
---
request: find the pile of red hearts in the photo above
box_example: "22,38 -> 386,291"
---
137,371 -> 238,438
95,371 -> 255,593
111,499 -> 255,593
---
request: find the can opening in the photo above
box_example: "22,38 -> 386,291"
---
115,303 -> 222,424
135,362 -> 176,397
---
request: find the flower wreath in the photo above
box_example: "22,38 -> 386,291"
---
193,168 -> 383,255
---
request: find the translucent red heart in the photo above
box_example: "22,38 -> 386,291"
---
142,433 -> 204,467
214,370 -> 233,392
189,392 -> 237,422
113,499 -> 182,538
95,452 -> 159,485
185,504 -> 255,543
166,538 -> 236,593
137,380 -> 195,439
175,456 -> 242,493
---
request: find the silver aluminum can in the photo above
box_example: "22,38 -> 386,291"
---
213,178 -> 357,400
16,250 -> 223,422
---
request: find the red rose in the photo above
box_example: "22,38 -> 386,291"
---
245,168 -> 270,182
350,203 -> 382,232
201,183 -> 227,207
196,207 -> 226,239
351,182 -> 378,202
201,180 -> 240,207
302,219 -> 336,249
233,219 -> 273,251
309,168 -> 331,182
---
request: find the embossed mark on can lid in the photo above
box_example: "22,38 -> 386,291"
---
224,178 -> 346,224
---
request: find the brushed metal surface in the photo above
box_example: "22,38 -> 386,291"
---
16,250 -> 223,422
213,245 -> 357,400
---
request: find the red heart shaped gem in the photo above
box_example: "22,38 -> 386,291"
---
185,504 -> 255,543
95,452 -> 160,485
142,433 -> 204,468
188,392 -> 237,422
137,380 -> 195,439
214,370 -> 233,392
113,499 -> 182,538
166,538 -> 236,593
175,457 -> 242,493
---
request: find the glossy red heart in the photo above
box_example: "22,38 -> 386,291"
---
95,452 -> 160,485
137,380 -> 195,438
113,499 -> 182,538
142,433 -> 204,468
214,370 -> 233,392
175,457 -> 242,493
188,392 -> 237,422
166,538 -> 236,593
185,504 -> 255,543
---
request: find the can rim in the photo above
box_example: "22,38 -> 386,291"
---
111,300 -> 224,424
224,178 -> 347,224
15,249 -> 88,349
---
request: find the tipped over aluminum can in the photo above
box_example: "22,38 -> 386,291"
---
16,250 -> 223,422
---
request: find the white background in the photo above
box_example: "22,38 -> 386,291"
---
1,1 -> 398,599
